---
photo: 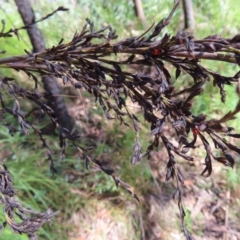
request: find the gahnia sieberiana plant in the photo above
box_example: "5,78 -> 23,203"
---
1,1 -> 240,239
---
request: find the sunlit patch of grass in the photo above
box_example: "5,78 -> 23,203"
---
67,198 -> 140,240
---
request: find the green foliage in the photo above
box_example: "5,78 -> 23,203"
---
0,127 -> 67,239
226,162 -> 240,190
184,209 -> 193,232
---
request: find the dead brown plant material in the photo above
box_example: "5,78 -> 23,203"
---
1,1 -> 240,239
